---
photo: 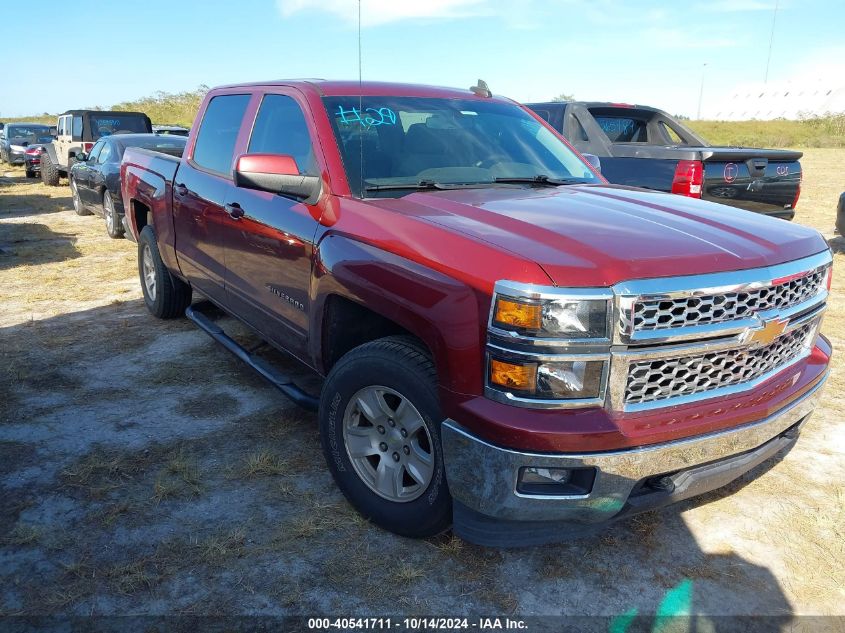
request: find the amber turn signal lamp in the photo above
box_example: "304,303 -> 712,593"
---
490,359 -> 537,392
493,298 -> 542,330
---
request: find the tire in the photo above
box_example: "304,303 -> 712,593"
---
138,225 -> 192,319
40,152 -> 60,186
319,336 -> 451,538
103,191 -> 124,239
70,178 -> 90,216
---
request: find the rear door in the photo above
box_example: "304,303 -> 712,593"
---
172,92 -> 251,302
222,90 -> 322,357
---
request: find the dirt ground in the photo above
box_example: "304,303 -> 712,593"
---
1,151 -> 844,626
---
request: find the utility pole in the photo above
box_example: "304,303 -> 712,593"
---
764,0 -> 779,84
697,63 -> 707,120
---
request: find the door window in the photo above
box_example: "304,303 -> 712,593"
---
248,95 -> 317,175
192,94 -> 251,176
72,116 -> 83,140
96,143 -> 113,164
87,140 -> 105,162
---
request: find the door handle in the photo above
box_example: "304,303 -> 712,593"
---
224,202 -> 245,220
174,183 -> 188,196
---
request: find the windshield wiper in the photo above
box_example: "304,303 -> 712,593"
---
364,179 -> 449,192
492,175 -> 588,187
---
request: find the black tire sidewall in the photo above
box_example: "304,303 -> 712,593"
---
320,343 -> 451,538
138,226 -> 166,316
104,192 -> 124,238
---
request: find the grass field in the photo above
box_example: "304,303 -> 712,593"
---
0,152 -> 844,623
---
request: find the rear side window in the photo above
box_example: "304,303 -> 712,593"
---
192,94 -> 250,175
659,121 -> 685,145
248,95 -> 317,175
72,116 -> 83,140
593,116 -> 647,142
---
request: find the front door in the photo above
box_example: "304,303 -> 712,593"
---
171,93 -> 251,303
223,92 -> 321,358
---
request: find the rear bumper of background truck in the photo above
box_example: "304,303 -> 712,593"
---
443,372 -> 827,547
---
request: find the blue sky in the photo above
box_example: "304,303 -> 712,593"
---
1,0 -> 842,118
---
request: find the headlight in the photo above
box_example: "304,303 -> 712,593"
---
486,281 -> 612,408
10,144 -> 25,152
489,355 -> 606,401
491,285 -> 611,340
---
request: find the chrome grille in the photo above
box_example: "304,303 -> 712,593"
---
625,321 -> 816,405
631,268 -> 826,332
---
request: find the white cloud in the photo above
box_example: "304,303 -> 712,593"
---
277,0 -> 487,27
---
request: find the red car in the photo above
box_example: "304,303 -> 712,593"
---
121,80 -> 832,546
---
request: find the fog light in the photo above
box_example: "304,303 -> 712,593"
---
516,466 -> 596,496
521,467 -> 571,485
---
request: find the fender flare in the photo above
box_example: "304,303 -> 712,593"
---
311,233 -> 484,395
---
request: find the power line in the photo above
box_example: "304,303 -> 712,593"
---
764,0 -> 779,84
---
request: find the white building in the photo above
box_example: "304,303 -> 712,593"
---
703,77 -> 845,120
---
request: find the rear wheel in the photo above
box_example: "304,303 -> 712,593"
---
103,192 -> 124,239
71,178 -> 89,216
138,225 -> 192,319
40,152 -> 60,186
319,336 -> 451,538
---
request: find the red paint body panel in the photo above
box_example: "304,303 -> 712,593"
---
121,80 -> 832,454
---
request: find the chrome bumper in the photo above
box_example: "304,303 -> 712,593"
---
442,373 -> 826,526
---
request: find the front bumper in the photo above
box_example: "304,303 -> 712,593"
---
443,372 -> 826,546
8,151 -> 25,165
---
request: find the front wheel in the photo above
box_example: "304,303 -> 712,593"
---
319,336 -> 451,538
138,226 -> 192,318
103,192 -> 124,239
70,178 -> 89,216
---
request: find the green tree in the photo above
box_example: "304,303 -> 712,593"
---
551,93 -> 575,102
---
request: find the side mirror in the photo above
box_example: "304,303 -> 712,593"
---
76,152 -> 88,162
582,153 -> 602,174
234,153 -> 320,203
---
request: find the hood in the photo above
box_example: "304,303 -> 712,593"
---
368,184 -> 828,287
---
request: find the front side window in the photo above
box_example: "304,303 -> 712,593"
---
248,94 -> 317,175
323,96 -> 600,197
87,140 -> 105,162
193,94 -> 250,175
96,143 -> 113,164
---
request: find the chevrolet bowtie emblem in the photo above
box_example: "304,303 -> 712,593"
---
740,317 -> 788,347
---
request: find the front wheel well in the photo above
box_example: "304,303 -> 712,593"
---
321,295 -> 432,373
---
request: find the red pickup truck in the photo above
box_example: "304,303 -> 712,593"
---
121,80 -> 832,546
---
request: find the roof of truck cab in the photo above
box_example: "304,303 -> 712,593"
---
213,80 -> 514,101
60,110 -> 149,117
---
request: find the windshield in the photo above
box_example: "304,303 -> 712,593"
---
7,125 -> 50,140
323,96 -> 599,197
89,115 -> 150,139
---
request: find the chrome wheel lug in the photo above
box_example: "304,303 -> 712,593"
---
392,452 -> 400,462
388,418 -> 395,427
403,445 -> 410,455
377,425 -> 385,434
400,428 -> 407,438
379,442 -> 388,452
